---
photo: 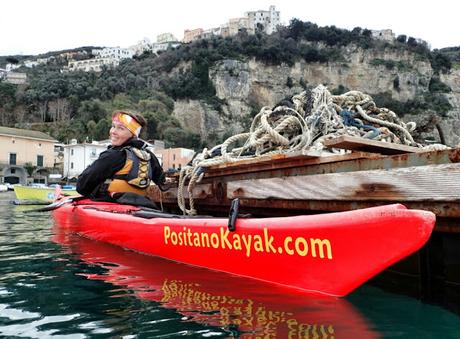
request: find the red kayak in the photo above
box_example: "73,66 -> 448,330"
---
52,199 -> 435,297
53,229 -> 379,338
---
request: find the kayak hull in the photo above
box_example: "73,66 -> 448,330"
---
52,201 -> 435,296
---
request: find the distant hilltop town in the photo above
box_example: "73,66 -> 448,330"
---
0,5 -> 416,81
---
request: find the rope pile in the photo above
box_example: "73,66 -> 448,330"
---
177,85 -> 448,215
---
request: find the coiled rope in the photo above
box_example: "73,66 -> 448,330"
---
177,84 -> 447,215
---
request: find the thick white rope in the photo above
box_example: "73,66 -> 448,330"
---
177,85 -> 442,215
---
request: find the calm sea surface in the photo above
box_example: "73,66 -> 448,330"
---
0,191 -> 459,338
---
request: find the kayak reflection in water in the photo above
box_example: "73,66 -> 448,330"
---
53,226 -> 379,338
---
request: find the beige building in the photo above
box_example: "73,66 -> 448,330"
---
183,28 -> 204,43
371,29 -> 396,42
228,17 -> 253,35
183,6 -> 280,43
155,148 -> 195,171
0,127 -> 57,185
5,72 -> 27,85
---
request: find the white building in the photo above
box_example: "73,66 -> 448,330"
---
23,60 -> 40,68
245,5 -> 280,35
66,58 -> 121,72
63,139 -> 110,179
151,42 -> 181,54
157,33 -> 178,43
5,63 -> 21,72
129,38 -> 152,55
92,47 -> 133,60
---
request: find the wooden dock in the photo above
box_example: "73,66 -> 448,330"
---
150,136 -> 460,228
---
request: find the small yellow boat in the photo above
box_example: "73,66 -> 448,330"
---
13,185 -> 78,203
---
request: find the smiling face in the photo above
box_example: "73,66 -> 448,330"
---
110,121 -> 134,146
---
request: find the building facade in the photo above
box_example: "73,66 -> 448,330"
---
129,38 -> 152,55
227,17 -> 253,35
66,58 -> 121,72
154,148 -> 195,171
5,72 -> 27,85
157,33 -> 178,43
0,127 -> 57,185
245,5 -> 280,35
63,140 -> 110,180
92,47 -> 134,60
183,6 -> 280,43
371,29 -> 396,42
183,28 -> 204,43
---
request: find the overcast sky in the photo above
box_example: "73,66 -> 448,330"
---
1,0 -> 458,56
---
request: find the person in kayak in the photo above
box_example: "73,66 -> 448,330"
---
76,110 -> 167,207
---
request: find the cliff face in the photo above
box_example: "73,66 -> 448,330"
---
173,46 -> 460,146
440,71 -> 460,145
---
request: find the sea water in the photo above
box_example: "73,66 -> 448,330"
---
0,191 -> 459,338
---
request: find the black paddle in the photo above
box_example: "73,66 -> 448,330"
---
228,198 -> 240,231
24,195 -> 86,213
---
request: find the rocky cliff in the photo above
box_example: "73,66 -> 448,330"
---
172,45 -> 460,146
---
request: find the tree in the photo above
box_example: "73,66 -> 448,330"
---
6,57 -> 19,64
78,99 -> 107,122
24,162 -> 36,177
396,35 -> 407,43
163,127 -> 201,149
94,118 -> 111,141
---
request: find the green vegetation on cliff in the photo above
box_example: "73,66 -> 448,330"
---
0,19 -> 455,148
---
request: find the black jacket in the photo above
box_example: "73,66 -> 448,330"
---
76,138 -> 165,197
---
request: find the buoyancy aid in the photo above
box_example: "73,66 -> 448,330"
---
107,146 -> 154,196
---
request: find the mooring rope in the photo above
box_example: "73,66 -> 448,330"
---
177,84 -> 448,215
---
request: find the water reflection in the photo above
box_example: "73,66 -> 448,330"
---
53,226 -> 379,338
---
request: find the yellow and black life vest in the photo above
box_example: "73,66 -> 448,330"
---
107,147 -> 153,196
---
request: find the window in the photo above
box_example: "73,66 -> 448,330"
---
9,153 -> 16,165
71,162 -> 74,169
71,149 -> 74,156
37,155 -> 44,167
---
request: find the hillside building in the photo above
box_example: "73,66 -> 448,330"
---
4,72 -> 27,85
92,47 -> 133,60
223,17 -> 254,36
66,58 -> 121,72
183,28 -> 204,43
157,33 -> 178,43
183,6 -> 280,42
371,29 -> 395,42
129,38 -> 152,55
245,5 -> 280,35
